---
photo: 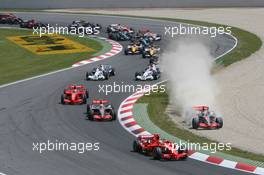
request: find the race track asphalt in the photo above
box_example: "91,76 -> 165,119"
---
0,12 -> 251,175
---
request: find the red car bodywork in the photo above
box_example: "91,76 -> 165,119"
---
138,28 -> 160,38
0,13 -> 15,20
155,140 -> 188,160
0,13 -> 12,20
133,134 -> 188,160
119,25 -> 134,33
0,13 -> 22,24
138,28 -> 150,34
133,134 -> 161,153
87,99 -> 116,121
192,105 -> 223,129
20,20 -> 37,28
61,85 -> 88,105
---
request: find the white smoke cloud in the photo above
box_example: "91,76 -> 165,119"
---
161,38 -> 220,122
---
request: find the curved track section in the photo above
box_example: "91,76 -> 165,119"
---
0,12 -> 251,175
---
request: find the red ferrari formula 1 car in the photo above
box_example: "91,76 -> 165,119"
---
191,105 -> 223,129
133,134 -> 188,160
20,19 -> 47,29
87,99 -> 116,121
61,85 -> 89,105
0,13 -> 23,24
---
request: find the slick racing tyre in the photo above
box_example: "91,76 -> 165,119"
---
135,72 -> 140,81
61,94 -> 65,105
110,110 -> 116,121
104,72 -> 110,80
111,68 -> 116,76
87,105 -> 93,120
86,72 -> 90,80
216,117 -> 223,129
178,145 -> 187,154
82,95 -> 87,104
192,117 -> 199,129
86,72 -> 93,80
153,72 -> 159,80
85,90 -> 89,98
153,147 -> 162,160
133,140 -> 141,152
142,52 -> 146,58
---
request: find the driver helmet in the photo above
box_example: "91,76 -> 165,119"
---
197,111 -> 203,117
98,64 -> 104,70
209,111 -> 215,117
72,87 -> 77,93
203,109 -> 209,116
153,134 -> 160,140
99,104 -> 104,109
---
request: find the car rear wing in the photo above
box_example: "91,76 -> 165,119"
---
192,105 -> 209,111
138,133 -> 160,139
67,85 -> 85,89
92,99 -> 109,104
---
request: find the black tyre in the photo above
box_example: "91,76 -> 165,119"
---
87,105 -> 93,120
104,73 -> 109,80
87,105 -> 91,114
86,72 -> 89,80
107,27 -> 111,33
153,147 -> 162,160
149,58 -> 154,64
110,110 -> 116,121
124,49 -> 128,55
178,145 -> 187,154
61,94 -> 65,104
113,34 -> 118,41
135,72 -> 140,80
82,95 -> 87,104
216,117 -> 223,129
111,68 -> 116,76
153,72 -> 158,80
85,90 -> 89,99
133,140 -> 141,152
192,117 -> 199,129
142,53 -> 146,58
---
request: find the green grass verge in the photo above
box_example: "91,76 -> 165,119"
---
0,28 -> 104,85
137,91 -> 264,162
